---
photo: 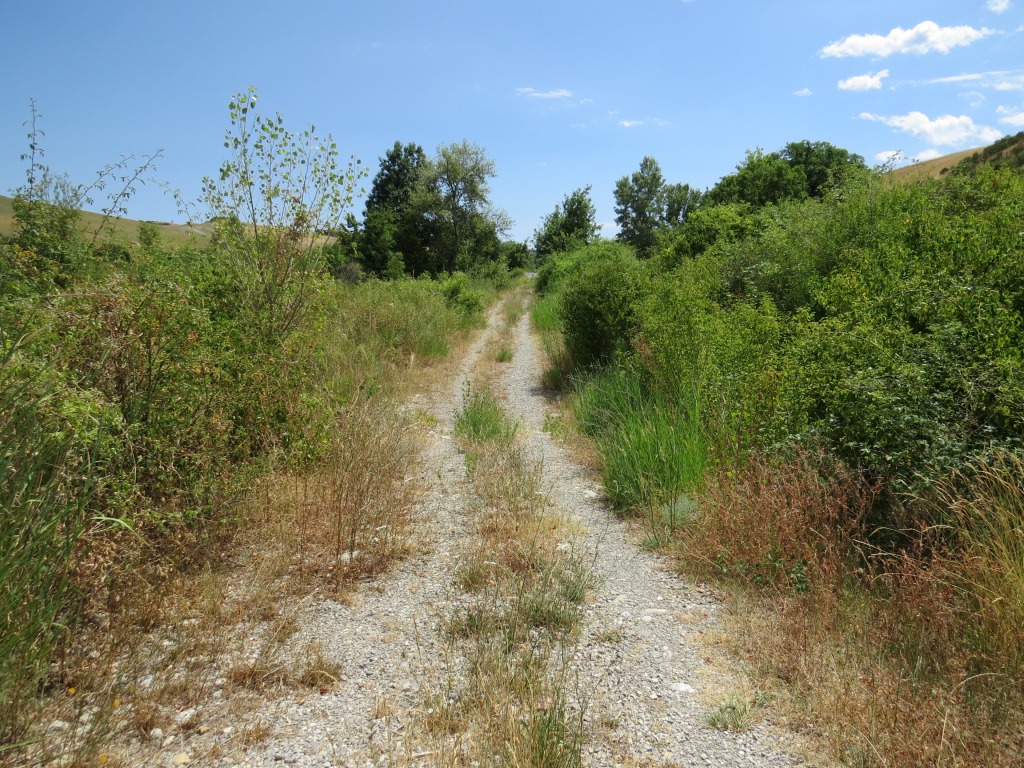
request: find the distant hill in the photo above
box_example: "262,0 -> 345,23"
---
886,131 -> 1024,183
947,130 -> 1024,176
0,194 -> 212,244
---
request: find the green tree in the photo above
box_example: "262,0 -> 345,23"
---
534,185 -> 600,260
360,141 -> 432,275
706,149 -> 807,208
413,141 -> 509,273
780,140 -> 866,198
365,141 -> 426,214
614,156 -> 667,257
201,87 -> 365,342
706,141 -> 867,208
664,183 -> 703,227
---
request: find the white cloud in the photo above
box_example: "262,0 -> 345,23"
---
933,70 -> 1024,91
861,111 -> 1003,146
793,87 -> 813,97
821,21 -> 992,58
997,105 -> 1024,125
987,0 -> 1011,13
838,69 -> 889,91
913,148 -> 943,162
928,70 -> 1024,91
619,120 -> 644,128
875,149 -> 903,163
516,87 -> 574,100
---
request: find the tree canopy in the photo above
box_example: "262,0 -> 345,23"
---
534,186 -> 600,260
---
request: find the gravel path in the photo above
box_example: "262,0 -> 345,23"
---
176,295 -> 813,767
491,307 -> 811,768
225,302 -> 509,768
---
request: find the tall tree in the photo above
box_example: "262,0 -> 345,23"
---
414,141 -> 507,273
361,141 -> 427,276
780,140 -> 866,198
707,141 -> 867,208
663,182 -> 703,227
365,141 -> 426,214
534,185 -> 599,259
614,157 -> 667,257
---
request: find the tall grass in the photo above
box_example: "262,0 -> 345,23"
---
670,448 -> 1024,767
455,385 -> 518,444
939,452 -> 1024,698
572,366 -> 706,513
530,293 -> 572,391
0,347 -> 91,747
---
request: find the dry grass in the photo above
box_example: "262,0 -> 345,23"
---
410,375 -> 590,768
665,449 -> 1024,768
9,388 -> 422,766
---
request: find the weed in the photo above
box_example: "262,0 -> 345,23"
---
297,644 -> 342,690
705,695 -> 753,731
455,384 -> 518,445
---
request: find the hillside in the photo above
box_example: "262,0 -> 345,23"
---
886,130 -> 1024,183
0,194 -> 212,244
885,147 -> 982,182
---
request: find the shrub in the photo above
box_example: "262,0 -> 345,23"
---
560,252 -> 646,368
439,271 -> 484,319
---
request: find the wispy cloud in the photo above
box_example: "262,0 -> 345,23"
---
861,110 -> 1002,146
793,87 -> 813,97
619,119 -> 644,128
516,87 -> 574,100
821,21 -> 992,58
987,0 -> 1011,13
838,69 -> 889,91
928,70 -> 1024,91
960,90 -> 987,108
997,105 -> 1024,125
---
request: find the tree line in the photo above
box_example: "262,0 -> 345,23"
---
331,140 -> 528,280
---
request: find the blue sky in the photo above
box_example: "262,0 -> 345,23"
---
3,1 -> 1023,243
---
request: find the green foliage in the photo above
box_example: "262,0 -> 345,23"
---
201,87 -> 365,343
951,129 -> 1024,176
533,186 -> 599,260
0,346 -> 91,745
455,385 -> 518,444
534,240 -> 634,296
649,165 -> 1024,492
706,148 -> 808,208
439,271 -> 485,318
361,141 -> 430,276
573,365 -> 706,511
614,156 -> 667,257
137,220 -> 161,250
705,140 -> 866,208
559,249 -> 646,368
655,202 -> 759,269
412,140 -> 509,273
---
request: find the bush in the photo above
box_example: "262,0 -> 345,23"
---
560,251 -> 646,368
439,271 -> 484,319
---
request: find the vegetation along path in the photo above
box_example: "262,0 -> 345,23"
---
167,293 -> 811,767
